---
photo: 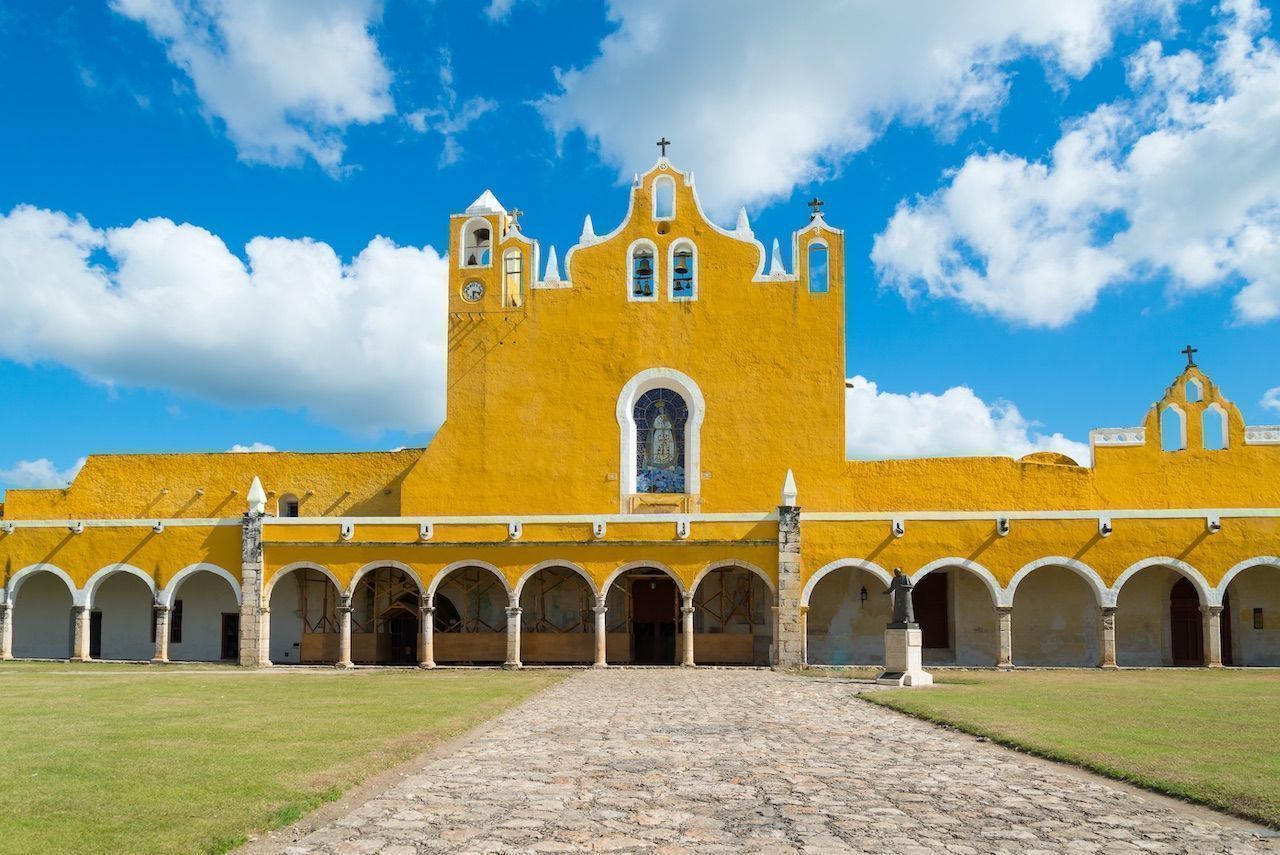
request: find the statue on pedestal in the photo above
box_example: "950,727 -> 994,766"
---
887,567 -> 917,628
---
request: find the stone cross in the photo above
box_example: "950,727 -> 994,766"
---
1182,344 -> 1198,367
656,137 -> 671,157
808,197 -> 824,219
508,208 -> 523,229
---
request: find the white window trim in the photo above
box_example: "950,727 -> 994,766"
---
652,174 -> 676,221
806,238 -> 830,293
1202,402 -> 1229,450
616,368 -> 706,512
1161,402 -> 1187,451
460,216 -> 494,269
502,248 -> 524,307
627,238 -> 659,303
668,239 -> 697,301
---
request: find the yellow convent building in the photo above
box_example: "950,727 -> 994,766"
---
2,157 -> 1278,671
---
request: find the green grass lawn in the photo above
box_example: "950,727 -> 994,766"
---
862,669 -> 1280,827
0,662 -> 563,855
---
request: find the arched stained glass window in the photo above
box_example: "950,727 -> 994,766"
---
635,388 -> 688,493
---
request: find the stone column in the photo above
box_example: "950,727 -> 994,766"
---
504,597 -> 522,669
0,601 -> 12,660
336,595 -> 354,669
800,605 -> 809,666
593,598 -> 608,668
773,504 -> 804,667
419,600 -> 435,669
239,513 -> 270,667
995,606 -> 1013,668
681,594 -> 695,667
1099,606 -> 1117,669
71,605 -> 92,661
151,604 -> 171,664
1203,605 -> 1224,668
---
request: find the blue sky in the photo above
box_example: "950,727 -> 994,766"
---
1,0 -> 1279,495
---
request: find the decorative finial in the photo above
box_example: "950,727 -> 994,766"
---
808,197 -> 824,219
1182,344 -> 1198,367
735,207 -> 753,238
580,214 -> 596,243
544,245 -> 561,282
769,238 -> 786,276
247,476 -> 266,516
656,137 -> 671,157
781,469 -> 798,506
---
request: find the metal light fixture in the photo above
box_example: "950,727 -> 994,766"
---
860,586 -> 868,604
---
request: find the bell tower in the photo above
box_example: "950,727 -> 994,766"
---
449,189 -> 534,316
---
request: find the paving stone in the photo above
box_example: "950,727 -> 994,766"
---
275,670 -> 1272,854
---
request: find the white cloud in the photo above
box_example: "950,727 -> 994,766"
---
1263,387 -> 1280,413
111,0 -> 394,171
405,51 -> 497,167
0,457 -> 87,492
874,0 -> 1280,327
537,0 -> 1169,216
484,0 -> 519,22
846,376 -> 1089,465
0,205 -> 448,435
228,442 -> 277,453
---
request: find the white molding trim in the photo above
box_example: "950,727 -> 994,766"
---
1245,426 -> 1280,444
600,560 -> 686,597
83,563 -> 157,609
689,559 -> 775,595
626,238 -> 659,303
264,561 -> 343,599
459,215 -> 495,269
911,558 -> 1002,607
1111,557 -> 1214,607
0,518 -> 241,529
1090,427 -> 1146,447
1215,556 -> 1280,597
159,563 -> 242,607
1006,556 -> 1110,608
427,560 -> 510,599
615,367 -> 706,510
513,559 -> 599,599
667,238 -> 697,302
802,559 -> 892,607
798,508 -> 1280,522
347,560 -> 427,597
4,563 -> 78,606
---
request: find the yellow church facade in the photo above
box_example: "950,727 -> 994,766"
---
2,157 -> 1278,671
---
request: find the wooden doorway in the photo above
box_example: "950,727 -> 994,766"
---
1170,577 -> 1203,666
220,614 -> 239,661
386,611 -> 419,664
631,577 -> 678,665
89,611 -> 103,659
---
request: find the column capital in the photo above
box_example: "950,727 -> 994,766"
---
420,605 -> 435,616
72,604 -> 89,616
1101,605 -> 1118,614
1204,604 -> 1224,616
506,606 -> 522,617
153,603 -> 172,614
337,605 -> 354,615
680,605 -> 694,616
995,605 -> 1013,616
592,604 -> 608,616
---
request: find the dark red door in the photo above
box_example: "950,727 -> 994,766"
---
220,614 -> 239,661
914,572 -> 949,649
632,577 -> 678,664
1170,578 -> 1203,666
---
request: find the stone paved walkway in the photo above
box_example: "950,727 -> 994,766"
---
278,670 -> 1271,854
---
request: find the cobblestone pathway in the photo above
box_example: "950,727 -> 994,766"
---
279,669 -> 1270,854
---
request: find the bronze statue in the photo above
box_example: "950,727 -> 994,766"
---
887,567 -> 917,628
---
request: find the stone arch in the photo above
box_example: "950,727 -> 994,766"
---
1112,557 -> 1214,607
1007,557 -> 1109,608
83,564 -> 157,610
514,560 -> 599,599
428,560 -> 511,600
911,558 -> 1001,606
601,560 -> 686,598
266,562 -> 343,665
4,563 -> 78,606
348,560 -> 426,598
801,559 -> 891,608
159,563 -> 241,608
1216,556 -> 1280,597
691,559 -> 775,597
264,562 -> 343,599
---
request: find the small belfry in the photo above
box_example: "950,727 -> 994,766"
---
0,164 -> 1277,674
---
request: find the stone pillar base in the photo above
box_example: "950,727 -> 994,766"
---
877,627 -> 933,687
335,661 -> 355,670
502,662 -> 522,670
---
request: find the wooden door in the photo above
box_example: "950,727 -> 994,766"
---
89,611 -> 102,659
1170,578 -> 1203,666
220,614 -> 239,660
631,577 -> 678,665
914,572 -> 949,649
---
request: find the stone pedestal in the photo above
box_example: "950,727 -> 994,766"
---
876,626 -> 933,687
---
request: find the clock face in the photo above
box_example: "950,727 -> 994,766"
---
462,281 -> 485,303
